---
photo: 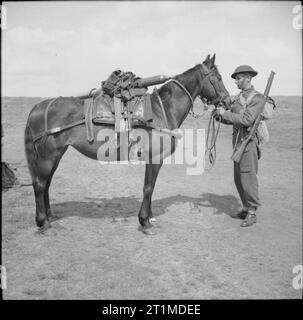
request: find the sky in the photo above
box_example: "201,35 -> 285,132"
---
1,1 -> 302,97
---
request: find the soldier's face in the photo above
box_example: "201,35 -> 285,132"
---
235,74 -> 250,90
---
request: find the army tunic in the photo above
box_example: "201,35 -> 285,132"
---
220,86 -> 264,210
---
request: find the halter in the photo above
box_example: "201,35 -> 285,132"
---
197,64 -> 229,107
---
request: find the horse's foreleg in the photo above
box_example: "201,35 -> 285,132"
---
139,163 -> 162,235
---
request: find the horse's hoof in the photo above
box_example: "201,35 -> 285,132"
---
48,214 -> 59,222
37,220 -> 52,234
47,209 -> 59,221
149,218 -> 160,228
142,226 -> 157,236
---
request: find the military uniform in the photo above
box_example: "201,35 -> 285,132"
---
220,65 -> 264,226
221,86 -> 263,208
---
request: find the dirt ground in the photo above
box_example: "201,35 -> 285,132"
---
2,96 -> 302,299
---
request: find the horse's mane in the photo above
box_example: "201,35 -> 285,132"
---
179,63 -> 220,78
179,64 -> 201,77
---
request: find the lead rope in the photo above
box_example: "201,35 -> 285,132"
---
205,111 -> 221,170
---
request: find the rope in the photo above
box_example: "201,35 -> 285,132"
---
205,111 -> 221,170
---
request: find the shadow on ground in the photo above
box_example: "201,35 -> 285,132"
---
198,193 -> 241,218
50,193 -> 241,221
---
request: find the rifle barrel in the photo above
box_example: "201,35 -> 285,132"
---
134,75 -> 171,88
264,71 -> 275,97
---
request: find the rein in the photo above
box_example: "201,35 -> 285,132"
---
205,112 -> 221,170
198,64 -> 227,169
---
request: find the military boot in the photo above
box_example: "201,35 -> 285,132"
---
231,209 -> 248,220
240,210 -> 257,227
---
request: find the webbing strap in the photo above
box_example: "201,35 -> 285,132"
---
169,79 -> 194,112
154,88 -> 169,129
85,98 -> 94,142
44,98 -> 59,132
33,119 -> 85,143
238,91 -> 258,110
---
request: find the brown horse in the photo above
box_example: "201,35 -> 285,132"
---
24,54 -> 231,235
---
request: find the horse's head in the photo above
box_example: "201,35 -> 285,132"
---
198,54 -> 231,109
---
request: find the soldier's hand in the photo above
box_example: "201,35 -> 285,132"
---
216,107 -> 225,116
212,110 -> 221,121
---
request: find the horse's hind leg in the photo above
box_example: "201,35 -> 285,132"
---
32,152 -> 67,230
44,147 -> 68,220
25,126 -> 67,230
32,167 -> 52,230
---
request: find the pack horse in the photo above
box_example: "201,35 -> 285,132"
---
25,54 -> 231,235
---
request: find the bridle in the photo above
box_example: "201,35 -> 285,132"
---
163,63 -> 228,119
197,63 -> 229,107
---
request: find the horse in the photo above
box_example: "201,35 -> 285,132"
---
24,54 -> 231,235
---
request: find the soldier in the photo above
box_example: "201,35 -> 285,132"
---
215,65 -> 264,227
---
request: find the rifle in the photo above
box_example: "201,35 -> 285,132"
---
133,75 -> 172,88
231,71 -> 275,163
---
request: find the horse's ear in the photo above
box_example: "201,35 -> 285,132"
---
210,54 -> 216,67
202,54 -> 211,66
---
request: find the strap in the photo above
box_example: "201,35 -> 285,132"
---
33,119 -> 85,143
246,90 -> 258,105
114,97 -> 123,132
144,94 -> 153,122
44,97 -> 60,131
239,90 -> 258,110
154,88 -> 169,129
85,98 -> 94,142
170,79 -> 194,113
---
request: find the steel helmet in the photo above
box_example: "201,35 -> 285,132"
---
231,65 -> 258,79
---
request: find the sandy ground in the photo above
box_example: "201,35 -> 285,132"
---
1,96 -> 302,299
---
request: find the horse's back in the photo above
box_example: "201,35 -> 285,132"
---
27,97 -> 84,134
